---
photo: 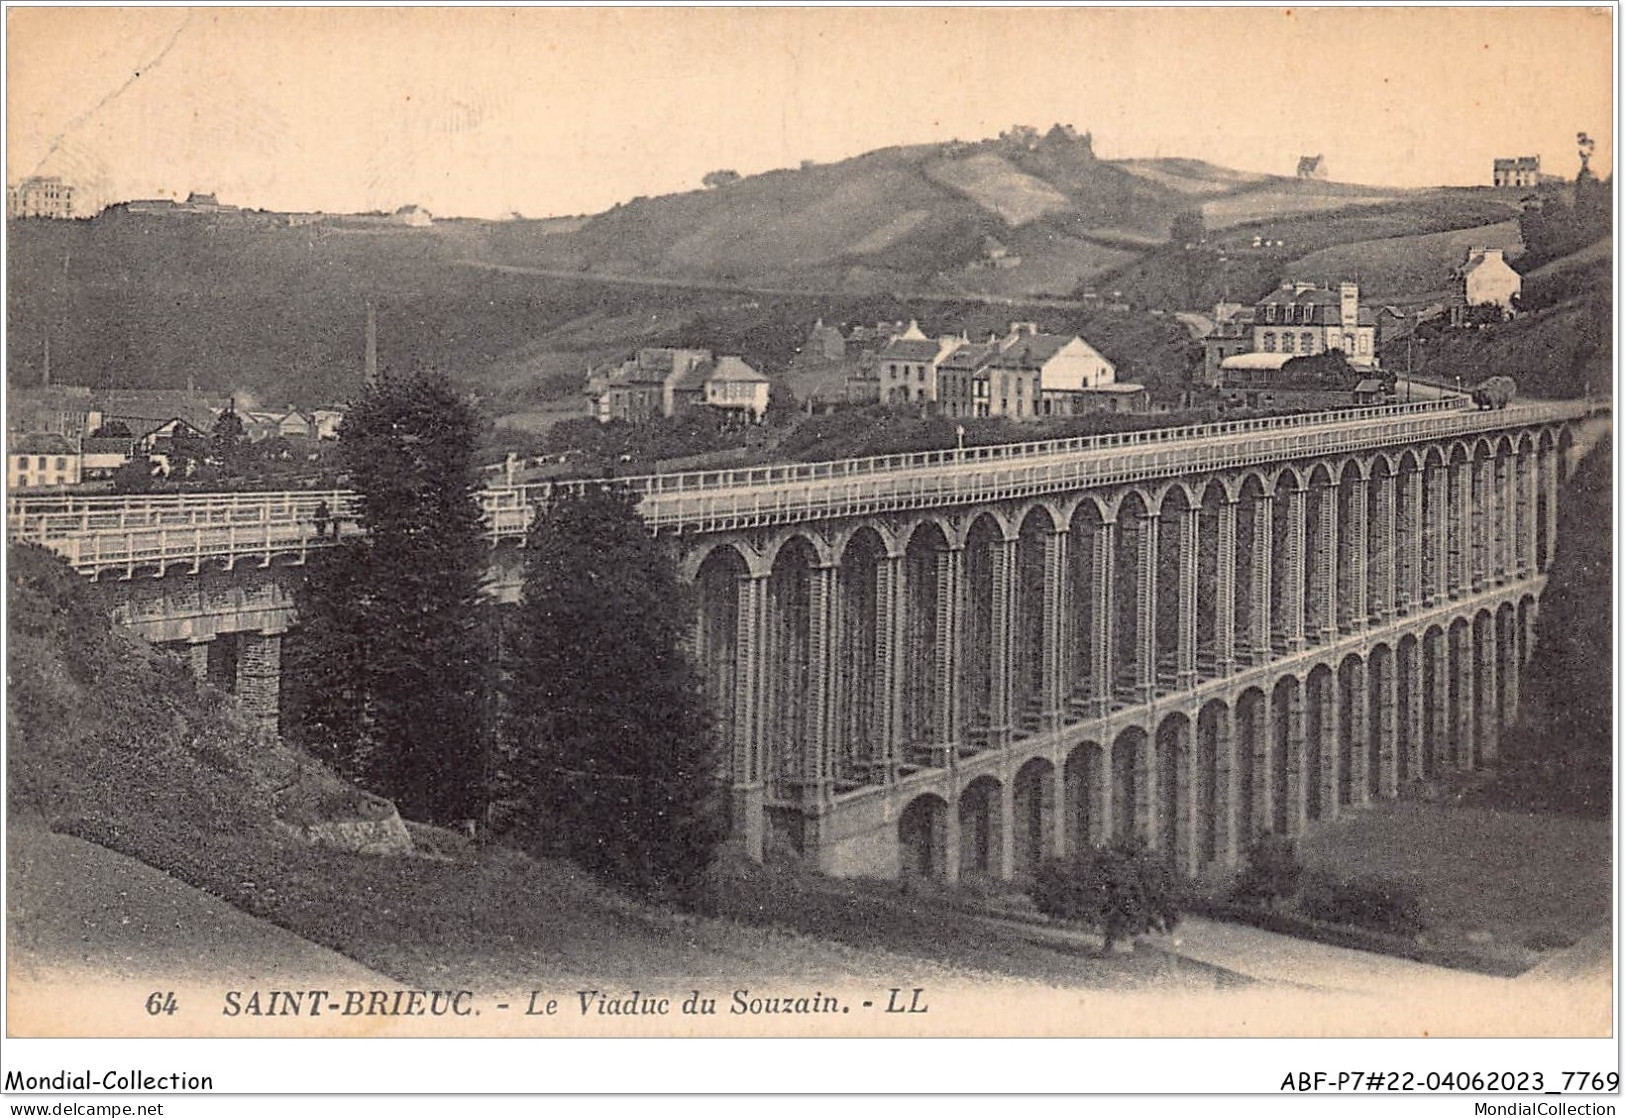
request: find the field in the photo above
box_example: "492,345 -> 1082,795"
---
1115,158 -> 1272,195
1280,220 -> 1525,303
1199,184 -> 1405,230
925,153 -> 1074,226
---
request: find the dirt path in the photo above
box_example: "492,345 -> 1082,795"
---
6,826 -> 389,986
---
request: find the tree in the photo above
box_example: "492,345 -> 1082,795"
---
209,408 -> 248,473
763,382 -> 799,426
1170,209 -> 1206,248
1030,837 -> 1182,950
503,482 -> 725,900
702,169 -> 741,190
110,457 -> 157,493
1281,351 -> 1359,388
287,370 -> 489,825
158,429 -> 209,478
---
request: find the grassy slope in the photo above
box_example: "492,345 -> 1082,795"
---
1093,191 -> 1523,309
1383,288 -> 1611,401
1296,801 -> 1610,966
7,542 -> 317,836
1279,219 -> 1524,303
7,217 -> 748,410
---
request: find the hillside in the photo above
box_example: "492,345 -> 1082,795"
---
7,216 -> 747,410
1378,241 -> 1612,401
503,132 -> 1471,298
1279,219 -> 1524,304
7,128 -> 1551,418
1089,191 -> 1525,310
6,542 -> 383,848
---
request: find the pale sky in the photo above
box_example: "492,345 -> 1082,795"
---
6,6 -> 1616,218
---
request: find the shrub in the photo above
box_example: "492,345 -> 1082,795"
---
1233,832 -> 1303,907
1298,871 -> 1425,937
1030,836 -> 1182,950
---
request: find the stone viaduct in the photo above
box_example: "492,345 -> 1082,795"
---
8,398 -> 1602,882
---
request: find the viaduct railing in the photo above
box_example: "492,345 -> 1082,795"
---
9,397 -> 1603,576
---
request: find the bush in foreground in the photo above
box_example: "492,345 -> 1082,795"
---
1298,871 -> 1425,938
1030,837 -> 1182,950
1232,832 -> 1304,908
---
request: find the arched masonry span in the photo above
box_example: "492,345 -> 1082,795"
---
670,411 -> 1587,877
16,401 -> 1598,877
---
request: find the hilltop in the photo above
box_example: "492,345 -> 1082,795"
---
489,127 -> 1496,299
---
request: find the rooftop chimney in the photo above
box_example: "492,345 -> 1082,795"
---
1339,281 -> 1360,331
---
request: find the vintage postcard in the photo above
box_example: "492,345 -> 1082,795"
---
3,5 -> 1615,1100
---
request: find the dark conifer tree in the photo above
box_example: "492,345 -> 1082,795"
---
504,482 -> 725,900
209,408 -> 248,474
288,370 -> 489,824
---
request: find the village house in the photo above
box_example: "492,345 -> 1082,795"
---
843,352 -> 883,407
700,356 -> 771,421
136,417 -> 208,455
874,322 -> 959,407
1493,156 -> 1541,188
1199,304 -> 1256,388
309,408 -> 347,440
590,348 -> 707,423
589,347 -> 768,423
80,433 -> 136,480
991,325 -> 1125,417
1450,247 -> 1522,324
935,340 -> 1001,418
804,319 -> 847,361
9,433 -> 81,489
93,389 -> 227,443
8,385 -> 101,439
937,323 -> 1146,419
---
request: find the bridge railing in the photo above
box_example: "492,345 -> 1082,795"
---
577,397 -> 1470,498
38,519 -> 330,575
9,490 -> 355,541
9,398 -> 1603,572
494,397 -> 1597,530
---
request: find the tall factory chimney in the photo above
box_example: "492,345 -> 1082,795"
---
364,300 -> 378,385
